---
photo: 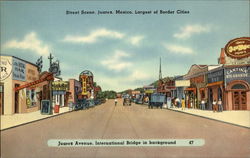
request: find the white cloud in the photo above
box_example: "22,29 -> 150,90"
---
174,24 -> 211,39
129,35 -> 145,46
95,70 -> 154,92
128,70 -> 152,81
3,32 -> 50,56
101,50 -> 132,71
163,43 -> 194,54
63,28 -> 125,44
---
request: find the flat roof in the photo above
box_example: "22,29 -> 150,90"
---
1,55 -> 38,67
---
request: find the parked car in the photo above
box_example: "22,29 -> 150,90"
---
74,99 -> 88,110
149,93 -> 166,109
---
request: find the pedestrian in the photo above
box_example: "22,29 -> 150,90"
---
190,98 -> 193,109
115,98 -> 117,106
201,99 -> 205,110
181,98 -> 185,110
218,98 -> 223,112
212,100 -> 217,112
176,97 -> 180,108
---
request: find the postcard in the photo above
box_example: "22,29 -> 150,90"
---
0,1 -> 250,158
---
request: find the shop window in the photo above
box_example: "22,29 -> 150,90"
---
31,89 -> 36,106
218,88 -> 222,101
200,90 -> 205,99
26,89 -> 37,107
232,84 -> 246,90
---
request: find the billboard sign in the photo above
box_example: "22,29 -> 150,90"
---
225,37 -> 250,59
13,58 -> 26,81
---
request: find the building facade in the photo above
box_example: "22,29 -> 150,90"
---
52,80 -> 69,107
0,56 -> 44,115
219,37 -> 250,110
68,79 -> 82,104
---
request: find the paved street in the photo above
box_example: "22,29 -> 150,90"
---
1,99 -> 250,158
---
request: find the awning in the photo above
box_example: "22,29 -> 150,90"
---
207,81 -> 223,87
185,87 -> 196,91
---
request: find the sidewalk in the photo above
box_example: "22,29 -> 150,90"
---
168,107 -> 250,128
1,107 -> 72,130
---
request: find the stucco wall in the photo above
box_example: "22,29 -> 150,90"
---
1,56 -> 13,115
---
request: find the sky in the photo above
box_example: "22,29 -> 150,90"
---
1,1 -> 249,92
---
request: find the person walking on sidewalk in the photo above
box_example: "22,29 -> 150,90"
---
212,100 -> 217,112
181,98 -> 185,110
218,98 -> 223,112
201,99 -> 206,110
176,97 -> 180,108
115,98 -> 118,106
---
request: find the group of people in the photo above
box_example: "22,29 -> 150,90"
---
173,97 -> 223,112
166,97 -> 185,110
115,96 -> 224,112
212,99 -> 223,112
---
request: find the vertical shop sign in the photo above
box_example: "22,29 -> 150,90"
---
81,75 -> 87,95
13,58 -> 26,81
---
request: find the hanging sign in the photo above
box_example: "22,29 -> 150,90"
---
52,81 -> 69,91
175,80 -> 190,87
224,37 -> 250,59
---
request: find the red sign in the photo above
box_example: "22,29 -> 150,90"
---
225,37 -> 250,59
14,72 -> 54,91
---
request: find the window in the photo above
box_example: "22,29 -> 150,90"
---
232,84 -> 246,90
200,90 -> 205,99
26,89 -> 37,107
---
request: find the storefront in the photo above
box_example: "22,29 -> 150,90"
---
207,68 -> 224,110
224,65 -> 250,110
184,64 -> 211,109
52,80 -> 69,107
157,77 -> 175,97
190,75 -> 207,109
175,79 -> 190,106
68,79 -> 82,104
0,55 -> 45,115
218,37 -> 250,110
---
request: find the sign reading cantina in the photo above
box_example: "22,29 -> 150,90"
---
224,37 -> 250,59
225,66 -> 250,84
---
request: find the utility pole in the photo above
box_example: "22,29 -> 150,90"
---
48,53 -> 54,72
48,53 -> 54,114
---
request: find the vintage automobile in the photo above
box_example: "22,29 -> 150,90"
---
74,99 -> 94,110
123,97 -> 131,106
149,93 -> 166,109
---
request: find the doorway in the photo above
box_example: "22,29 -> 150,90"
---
0,84 -> 4,115
232,91 -> 247,110
14,84 -> 20,113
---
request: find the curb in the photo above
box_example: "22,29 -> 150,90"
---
0,109 -> 75,132
167,108 -> 250,129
